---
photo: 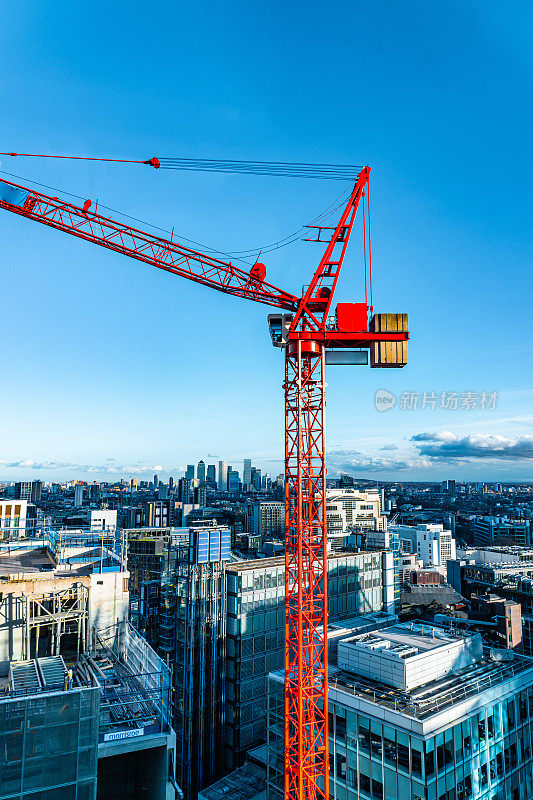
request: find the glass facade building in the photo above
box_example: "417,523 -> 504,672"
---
267,624 -> 533,800
225,550 -> 393,771
0,686 -> 99,800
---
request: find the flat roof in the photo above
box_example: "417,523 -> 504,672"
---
349,624 -> 462,654
226,549 -> 381,572
330,649 -> 533,720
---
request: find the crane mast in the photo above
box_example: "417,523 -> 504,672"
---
0,167 -> 408,800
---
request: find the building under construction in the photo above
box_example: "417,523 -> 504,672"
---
0,620 -> 177,800
0,525 -> 129,674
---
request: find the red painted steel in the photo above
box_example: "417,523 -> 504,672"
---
0,165 -> 406,800
284,167 -> 370,800
0,178 -> 298,311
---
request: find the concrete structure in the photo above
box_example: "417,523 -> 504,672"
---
390,522 -> 456,570
0,529 -> 129,676
266,621 -> 533,800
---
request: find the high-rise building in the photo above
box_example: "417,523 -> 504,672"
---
143,501 -> 169,528
227,469 -> 240,493
154,473 -> 159,487
243,459 -> 252,489
169,475 -> 174,490
197,460 -> 206,485
225,549 -> 395,770
267,621 -> 533,800
179,478 -> 193,504
74,484 -> 84,508
14,481 -> 32,501
325,488 -> 386,548
218,460 -> 228,492
195,486 -> 207,507
186,464 -> 195,480
249,501 -> 284,538
206,464 -> 216,486
441,478 -> 457,496
90,482 -> 100,501
130,477 -> 138,490
159,523 -> 231,799
251,467 -> 261,491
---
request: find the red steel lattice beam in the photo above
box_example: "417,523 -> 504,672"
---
284,341 -> 328,800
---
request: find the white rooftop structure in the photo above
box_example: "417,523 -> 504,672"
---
337,622 -> 483,691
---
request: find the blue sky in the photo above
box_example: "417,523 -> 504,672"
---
0,1 -> 532,482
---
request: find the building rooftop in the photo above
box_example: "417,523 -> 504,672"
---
270,621 -> 533,721
329,647 -> 533,720
226,549 -> 381,572
198,763 -> 266,800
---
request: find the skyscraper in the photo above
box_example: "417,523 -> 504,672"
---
251,467 -> 261,491
218,460 -> 227,492
243,459 -> 252,489
227,469 -> 240,493
197,460 -> 206,485
154,473 -> 159,487
185,464 -> 195,480
74,484 -> 84,508
206,464 -> 216,486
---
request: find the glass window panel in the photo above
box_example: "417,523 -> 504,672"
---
411,737 -> 423,779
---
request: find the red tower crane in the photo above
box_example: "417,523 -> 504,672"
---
0,167 -> 408,800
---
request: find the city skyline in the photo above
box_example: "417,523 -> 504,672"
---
1,3 -> 531,481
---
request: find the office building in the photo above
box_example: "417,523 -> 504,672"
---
74,483 -> 84,507
325,488 -> 387,547
228,469 -> 240,492
251,468 -> 262,491
473,516 -> 533,548
243,459 -> 252,489
159,523 -> 231,799
186,464 -> 195,480
267,621 -> 533,800
249,501 -> 284,538
218,460 -> 228,492
144,500 -> 170,528
225,549 -> 395,770
206,464 -> 217,485
126,527 -> 171,595
390,522 -> 457,570
197,460 -> 206,485
14,479 -> 42,505
441,479 -> 457,496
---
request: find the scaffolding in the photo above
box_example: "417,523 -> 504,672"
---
21,581 -> 89,661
